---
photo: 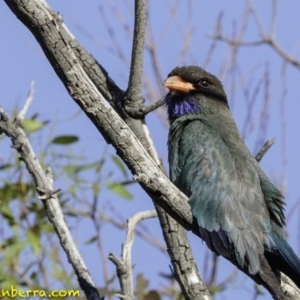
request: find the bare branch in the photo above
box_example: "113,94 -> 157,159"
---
109,2 -> 209,298
247,0 -> 267,39
255,138 -> 275,162
210,1 -> 300,71
96,211 -> 167,253
157,211 -> 211,300
69,36 -> 125,106
124,0 -> 147,106
270,0 -> 278,36
124,210 -> 157,263
109,210 -> 157,300
8,1 -> 297,299
253,63 -> 271,155
98,4 -> 130,66
4,2 -> 210,300
280,273 -> 300,300
0,106 -> 102,300
18,81 -> 35,121
134,97 -> 166,117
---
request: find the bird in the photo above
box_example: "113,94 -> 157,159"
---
164,65 -> 300,298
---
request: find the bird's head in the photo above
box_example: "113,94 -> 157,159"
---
164,66 -> 228,122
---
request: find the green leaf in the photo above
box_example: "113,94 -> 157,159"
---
85,236 -> 98,245
106,181 -> 133,200
0,182 -> 33,203
27,229 -> 41,255
64,162 -> 97,174
93,182 -> 100,196
23,119 -> 45,134
209,285 -> 223,296
0,204 -> 15,226
2,240 -> 27,264
30,271 -> 38,280
144,291 -> 161,300
51,135 -> 79,145
0,236 -> 18,249
52,263 -> 72,284
39,222 -> 54,233
136,273 -> 149,300
0,164 -> 12,171
111,155 -> 127,177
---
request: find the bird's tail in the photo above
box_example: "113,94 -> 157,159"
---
268,232 -> 300,289
257,255 -> 286,300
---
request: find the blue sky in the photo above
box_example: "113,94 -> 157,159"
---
1,1 -> 300,299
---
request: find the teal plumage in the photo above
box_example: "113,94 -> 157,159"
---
165,66 -> 300,297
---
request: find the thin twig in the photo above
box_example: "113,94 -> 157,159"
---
254,63 -> 271,155
99,212 -> 166,253
0,103 -> 102,300
98,5 -> 130,66
18,81 -> 35,121
255,138 -> 275,162
123,210 -> 157,271
90,194 -> 111,291
109,210 -> 157,300
137,97 -> 166,116
210,0 -> 300,71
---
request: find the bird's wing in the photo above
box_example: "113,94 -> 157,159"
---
257,170 -> 285,226
169,118 -> 274,274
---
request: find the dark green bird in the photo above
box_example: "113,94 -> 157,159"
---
164,66 -> 300,297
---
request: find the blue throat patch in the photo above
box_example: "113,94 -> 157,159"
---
166,94 -> 201,121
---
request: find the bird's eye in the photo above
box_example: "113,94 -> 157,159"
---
198,79 -> 210,88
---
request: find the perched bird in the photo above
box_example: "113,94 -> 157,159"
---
164,66 -> 300,298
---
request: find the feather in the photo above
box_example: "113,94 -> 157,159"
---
165,65 -> 300,296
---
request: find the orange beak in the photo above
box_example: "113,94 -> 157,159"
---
164,76 -> 195,93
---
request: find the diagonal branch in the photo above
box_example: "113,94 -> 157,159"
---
255,138 -> 275,162
0,103 -> 102,300
119,2 -> 209,299
5,1 -> 298,299
18,81 -> 35,120
4,1 -> 210,300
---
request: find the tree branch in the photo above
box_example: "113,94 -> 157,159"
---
119,2 -> 209,299
109,210 -> 157,300
134,97 -> 166,117
255,138 -> 275,162
210,0 -> 300,71
69,37 -> 125,108
0,103 -> 102,300
5,1 -> 210,300
6,1 -> 297,299
280,273 -> 300,300
124,0 -> 146,108
18,81 -> 35,121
